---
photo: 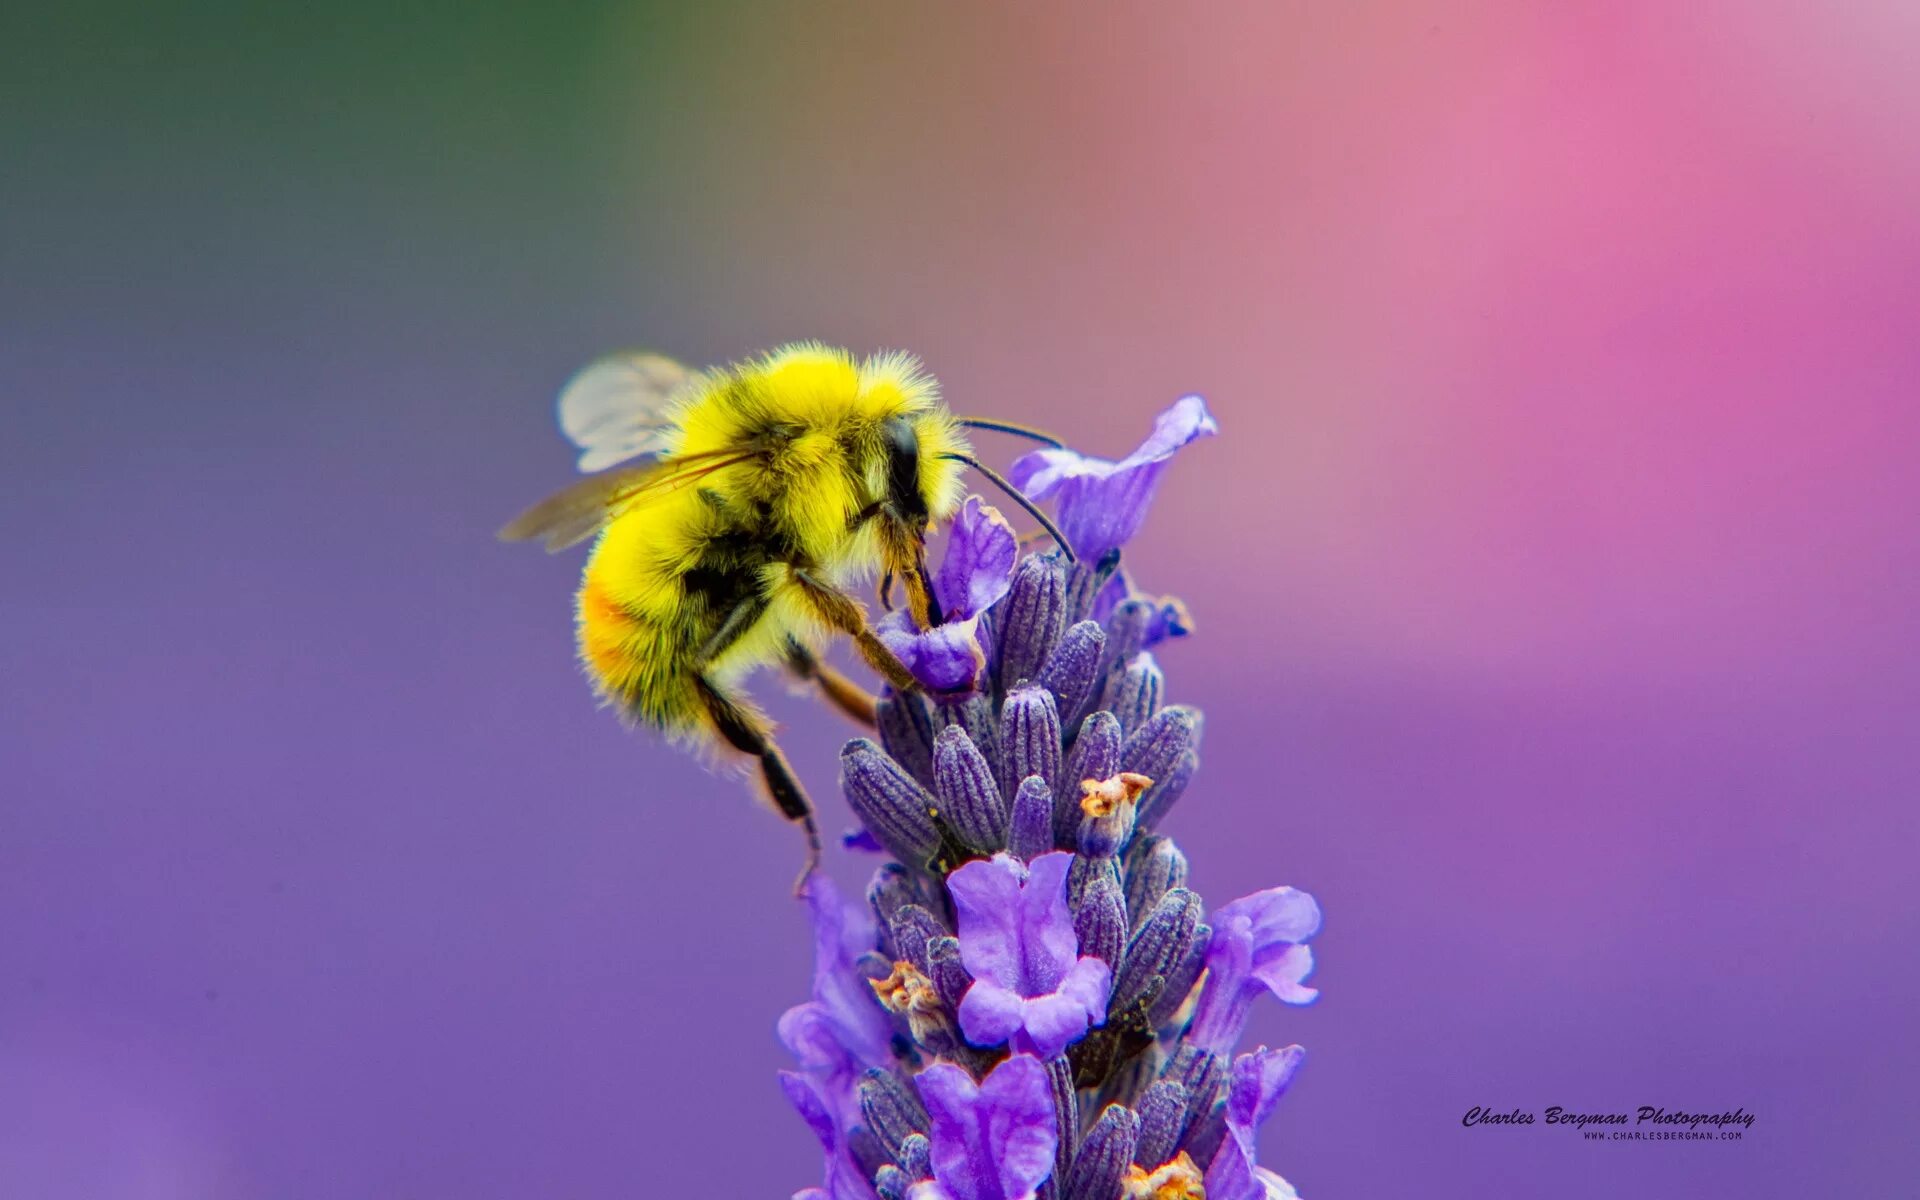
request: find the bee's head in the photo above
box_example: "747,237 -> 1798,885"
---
877,412 -> 968,627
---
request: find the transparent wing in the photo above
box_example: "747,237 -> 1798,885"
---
556,352 -> 697,473
499,449 -> 754,552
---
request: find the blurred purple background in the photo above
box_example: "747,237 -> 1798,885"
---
5,4 -> 1918,1196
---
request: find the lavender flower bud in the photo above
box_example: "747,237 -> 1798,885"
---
1162,1044 -> 1228,1147
859,1068 -> 929,1159
1097,651 -> 1164,739
897,1133 -> 931,1183
887,904 -> 944,973
1137,749 -> 1199,831
1072,870 -> 1127,970
1068,853 -> 1121,913
932,725 -> 1008,853
1037,619 -> 1106,729
1182,1103 -> 1227,1177
999,683 -> 1063,802
1131,1079 -> 1191,1169
1123,706 -> 1202,829
1062,1103 -> 1140,1200
997,551 -> 1069,686
868,863 -> 926,959
933,694 -> 1000,778
1149,921 -> 1211,1029
1099,597 -> 1154,677
1120,705 -> 1201,784
1048,1055 -> 1078,1186
850,1125 -> 892,1181
1114,887 -> 1202,1011
876,693 -> 937,788
1064,549 -> 1122,624
874,1164 -> 911,1200
1076,771 -> 1147,859
841,738 -> 941,867
1007,776 -> 1055,861
1057,711 -> 1122,846
1123,836 -> 1189,934
925,935 -> 972,1012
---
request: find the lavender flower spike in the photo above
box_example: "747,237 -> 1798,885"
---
1008,395 -> 1218,560
908,1056 -> 1057,1200
879,497 -> 1018,693
949,852 -> 1112,1058
781,400 -> 1325,1198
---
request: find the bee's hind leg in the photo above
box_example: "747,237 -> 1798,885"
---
694,673 -> 821,893
784,639 -> 879,728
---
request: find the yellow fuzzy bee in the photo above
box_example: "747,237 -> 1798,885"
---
501,343 -> 1070,879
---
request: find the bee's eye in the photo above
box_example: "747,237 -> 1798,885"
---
882,417 -> 926,520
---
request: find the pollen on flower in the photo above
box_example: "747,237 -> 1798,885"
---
1123,1152 -> 1207,1199
1081,771 -> 1155,818
870,959 -> 940,1017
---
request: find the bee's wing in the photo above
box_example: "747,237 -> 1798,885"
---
557,351 -> 698,473
499,449 -> 753,552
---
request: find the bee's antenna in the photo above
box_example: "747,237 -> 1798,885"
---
941,453 -> 1077,563
956,418 -> 1067,449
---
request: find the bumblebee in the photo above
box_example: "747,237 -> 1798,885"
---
501,343 -> 1069,881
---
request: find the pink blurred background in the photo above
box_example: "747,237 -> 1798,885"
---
4,3 -> 1917,1196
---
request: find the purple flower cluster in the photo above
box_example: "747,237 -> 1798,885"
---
781,399 -> 1321,1200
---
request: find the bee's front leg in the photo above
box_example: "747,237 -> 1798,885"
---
786,566 -> 922,695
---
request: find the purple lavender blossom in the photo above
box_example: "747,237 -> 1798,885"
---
781,402 -> 1321,1199
879,497 -> 1018,693
1007,395 -> 1218,561
948,852 -> 1112,1058
1204,1046 -> 1307,1200
1186,888 -> 1321,1055
909,1056 -> 1057,1200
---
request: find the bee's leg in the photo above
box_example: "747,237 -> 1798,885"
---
786,567 -> 922,695
784,638 -> 879,727
694,673 -> 820,893
695,593 -> 819,889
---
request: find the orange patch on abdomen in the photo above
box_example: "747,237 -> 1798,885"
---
576,575 -> 645,693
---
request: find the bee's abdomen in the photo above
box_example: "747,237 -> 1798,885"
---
575,571 -> 690,727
